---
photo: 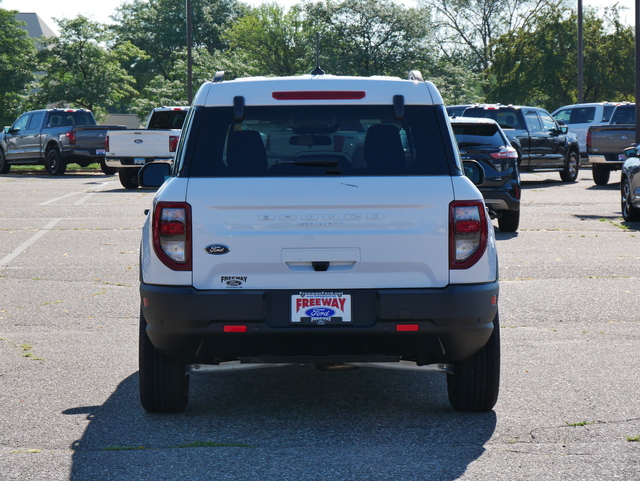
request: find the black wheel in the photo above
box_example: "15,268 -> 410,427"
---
100,158 -> 117,175
621,177 -> 640,222
447,313 -> 500,412
45,147 -> 66,176
560,151 -> 579,182
139,307 -> 189,413
118,168 -> 140,189
0,149 -> 10,174
592,164 -> 611,186
498,210 -> 520,232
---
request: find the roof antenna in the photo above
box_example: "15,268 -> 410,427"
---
311,33 -> 325,76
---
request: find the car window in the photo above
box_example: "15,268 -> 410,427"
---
452,123 -> 506,148
28,113 -> 44,130
611,106 -> 635,124
524,111 -> 542,131
602,105 -> 616,122
12,114 -> 30,131
570,107 -> 595,124
539,111 -> 557,132
463,108 -> 525,130
553,109 -> 572,124
184,105 -> 451,177
148,111 -> 188,129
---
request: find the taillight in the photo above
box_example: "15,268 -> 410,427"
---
169,135 -> 179,153
105,135 -> 110,152
489,146 -> 518,159
66,131 -> 76,145
450,201 -> 488,269
152,202 -> 191,271
586,131 -> 591,149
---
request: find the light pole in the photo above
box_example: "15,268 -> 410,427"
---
186,0 -> 193,104
577,0 -> 583,103
636,0 -> 640,145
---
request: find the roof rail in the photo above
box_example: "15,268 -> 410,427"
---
408,70 -> 423,82
213,71 -> 225,83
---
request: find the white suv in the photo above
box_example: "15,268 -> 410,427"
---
137,72 -> 500,413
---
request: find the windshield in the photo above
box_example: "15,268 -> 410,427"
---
181,105 -> 452,177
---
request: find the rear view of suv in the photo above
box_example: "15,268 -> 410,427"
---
137,72 -> 500,414
450,117 -> 521,232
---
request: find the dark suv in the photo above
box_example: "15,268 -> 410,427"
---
450,117 -> 521,232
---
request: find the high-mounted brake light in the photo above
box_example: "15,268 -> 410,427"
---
152,202 -> 192,271
272,91 -> 366,100
450,201 -> 488,269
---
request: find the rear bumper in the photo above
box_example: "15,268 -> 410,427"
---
105,157 -> 172,168
140,282 -> 499,364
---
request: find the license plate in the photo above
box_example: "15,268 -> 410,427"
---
619,154 -> 627,161
291,292 -> 352,325
134,157 -> 145,165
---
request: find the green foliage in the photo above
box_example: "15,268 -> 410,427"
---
35,16 -> 142,119
487,5 -> 635,110
0,9 -> 38,125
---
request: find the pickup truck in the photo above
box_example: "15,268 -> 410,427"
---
586,103 -> 635,185
462,104 -> 580,182
0,109 -> 126,176
105,106 -> 188,188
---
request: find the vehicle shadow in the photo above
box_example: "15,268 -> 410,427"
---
64,365 -> 497,481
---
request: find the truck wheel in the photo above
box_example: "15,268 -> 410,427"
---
100,158 -> 117,175
447,312 -> 500,412
592,164 -> 611,186
45,148 -> 66,176
560,151 -> 579,182
0,149 -> 9,174
118,168 -> 140,189
498,210 -> 519,233
621,178 -> 640,221
139,307 -> 189,413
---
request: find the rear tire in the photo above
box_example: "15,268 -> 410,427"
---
560,151 -> 579,182
592,164 -> 611,186
118,168 -> 140,189
100,158 -> 117,175
498,210 -> 519,232
45,148 -> 66,176
447,313 -> 500,412
139,308 -> 189,413
0,149 -> 9,174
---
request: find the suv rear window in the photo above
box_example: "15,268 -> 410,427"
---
47,111 -> 96,127
148,110 -> 188,129
182,105 -> 452,177
452,123 -> 506,147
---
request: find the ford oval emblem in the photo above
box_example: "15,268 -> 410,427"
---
134,139 -> 143,144
305,308 -> 336,317
226,280 -> 242,287
205,244 -> 230,255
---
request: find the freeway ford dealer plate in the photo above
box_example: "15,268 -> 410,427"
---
291,292 -> 352,325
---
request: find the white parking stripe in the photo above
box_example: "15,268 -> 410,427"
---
40,193 -> 80,205
0,219 -> 61,267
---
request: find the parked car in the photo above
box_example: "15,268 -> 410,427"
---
137,71 -> 500,414
105,106 -> 189,189
551,102 -> 626,157
462,104 -> 580,182
0,109 -> 126,175
620,145 -> 640,221
586,103 -> 636,185
450,117 -> 521,232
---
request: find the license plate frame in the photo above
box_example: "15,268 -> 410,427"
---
134,157 -> 145,165
291,292 -> 352,325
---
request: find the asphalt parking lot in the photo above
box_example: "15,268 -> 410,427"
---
0,167 -> 639,480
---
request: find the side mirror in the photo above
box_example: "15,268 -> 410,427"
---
139,162 -> 171,188
462,159 -> 485,186
623,146 -> 637,158
560,126 -> 568,134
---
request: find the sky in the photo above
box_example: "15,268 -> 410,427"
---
1,0 -> 636,34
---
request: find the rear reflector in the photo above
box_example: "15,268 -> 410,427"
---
224,325 -> 247,333
396,324 -> 420,332
272,91 -> 366,100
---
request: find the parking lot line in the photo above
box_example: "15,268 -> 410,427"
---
0,218 -> 61,267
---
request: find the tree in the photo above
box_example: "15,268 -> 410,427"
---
36,16 -> 142,119
223,3 -> 311,76
305,0 -> 434,77
487,6 -> 634,110
0,9 -> 37,125
113,0 -> 246,92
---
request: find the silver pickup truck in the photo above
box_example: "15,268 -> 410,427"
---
586,103 -> 635,185
105,106 -> 188,188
